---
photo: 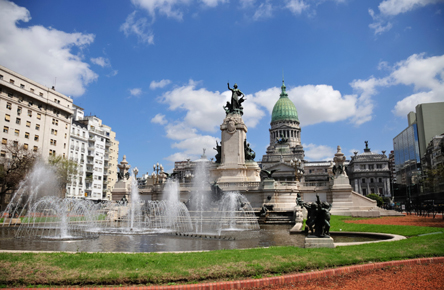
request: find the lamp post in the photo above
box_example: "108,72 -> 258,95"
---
153,163 -> 163,185
290,158 -> 303,182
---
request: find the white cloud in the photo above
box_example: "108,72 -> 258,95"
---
240,0 -> 256,8
91,57 -> 111,67
303,143 -> 335,161
151,113 -> 168,125
253,2 -> 274,20
251,83 -> 366,126
350,53 -> 444,118
120,11 -> 154,45
286,0 -> 309,15
163,123 -> 219,162
0,0 -> 97,97
159,80 -> 228,132
129,88 -> 143,97
130,0 -> 227,21
391,54 -> 444,116
378,0 -> 443,16
369,0 -> 443,34
150,79 -> 172,89
368,8 -> 393,35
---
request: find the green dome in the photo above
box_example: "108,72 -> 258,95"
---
271,80 -> 299,123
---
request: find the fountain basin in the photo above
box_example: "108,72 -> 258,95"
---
0,225 -> 404,253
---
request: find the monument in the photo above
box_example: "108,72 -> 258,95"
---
111,155 -> 132,202
211,83 -> 261,184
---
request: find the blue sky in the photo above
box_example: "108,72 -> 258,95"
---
1,0 -> 443,175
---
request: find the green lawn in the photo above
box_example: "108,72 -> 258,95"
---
0,215 -> 443,287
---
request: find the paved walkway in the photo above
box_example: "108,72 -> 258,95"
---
7,257 -> 444,290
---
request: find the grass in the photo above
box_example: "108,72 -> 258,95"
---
0,215 -> 443,287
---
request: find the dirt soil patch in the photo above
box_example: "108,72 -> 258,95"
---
344,214 -> 444,228
247,263 -> 444,290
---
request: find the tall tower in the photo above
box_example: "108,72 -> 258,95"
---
261,79 -> 304,171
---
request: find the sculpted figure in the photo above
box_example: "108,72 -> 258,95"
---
244,140 -> 256,161
226,83 -> 246,115
214,140 -> 221,163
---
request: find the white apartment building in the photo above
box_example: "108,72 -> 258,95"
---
0,65 -> 72,161
67,106 -> 118,201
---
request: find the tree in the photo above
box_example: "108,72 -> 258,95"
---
424,164 -> 444,193
0,141 -> 38,209
48,155 -> 78,197
367,193 -> 384,207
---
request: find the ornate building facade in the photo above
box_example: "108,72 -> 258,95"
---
347,142 -> 391,197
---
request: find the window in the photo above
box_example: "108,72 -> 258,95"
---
0,74 -> 3,80
26,121 -> 30,127
8,92 -> 13,97
6,102 -> 11,110
5,114 -> 10,122
39,92 -> 43,97
65,124 -> 68,129
33,146 -> 38,152
3,126 -> 8,133
49,149 -> 53,156
63,153 -> 65,158
0,150 -> 6,157
50,139 -> 57,146
35,124 -> 40,131
360,165 -> 366,170
28,101 -> 33,107
28,110 -> 32,117
30,88 -> 34,93
17,107 -> 22,115
14,129 -> 19,136
37,113 -> 41,120
23,143 -> 28,150
20,84 -> 24,89
13,141 -> 18,147
65,133 -> 67,139
52,119 -> 58,125
362,188 -> 367,195
34,135 -> 39,141
379,178 -> 382,183
64,143 -> 66,149
16,118 -> 21,125
376,164 -> 382,169
362,178 -> 366,183
9,79 -> 14,84
25,132 -> 29,139
370,178 -> 374,183
368,165 -> 374,170
2,138 -> 7,145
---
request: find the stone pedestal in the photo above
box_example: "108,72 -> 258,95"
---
304,236 -> 335,248
289,206 -> 303,233
213,113 -> 261,183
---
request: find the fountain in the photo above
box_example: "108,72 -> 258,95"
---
94,172 -> 193,234
15,196 -> 99,240
1,160 -> 59,226
213,192 -> 260,235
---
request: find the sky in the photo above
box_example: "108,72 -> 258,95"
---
0,0 -> 443,175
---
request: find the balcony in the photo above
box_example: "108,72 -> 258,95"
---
86,167 -> 93,172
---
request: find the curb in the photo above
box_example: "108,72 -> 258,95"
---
8,257 -> 444,290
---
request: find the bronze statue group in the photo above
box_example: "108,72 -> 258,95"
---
297,193 -> 332,238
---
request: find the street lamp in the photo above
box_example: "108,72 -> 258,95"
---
290,158 -> 303,182
153,163 -> 163,185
